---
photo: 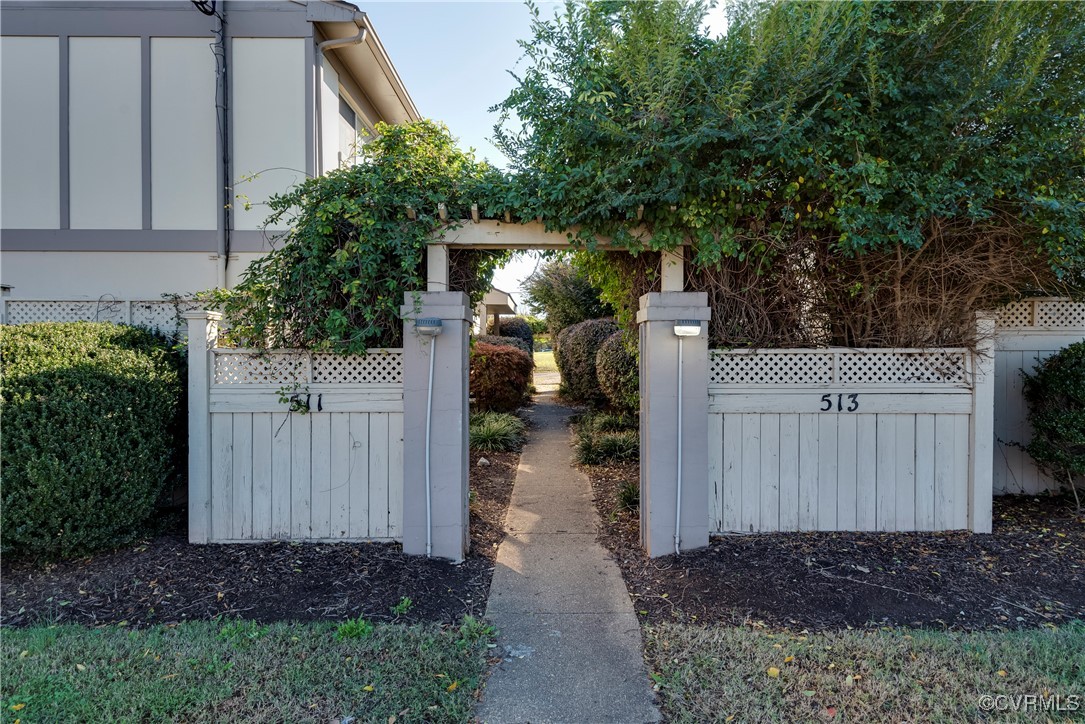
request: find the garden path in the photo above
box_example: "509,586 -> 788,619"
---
476,394 -> 660,723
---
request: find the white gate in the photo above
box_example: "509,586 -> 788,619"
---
707,340 -> 994,534
993,298 -> 1085,495
186,313 -> 404,543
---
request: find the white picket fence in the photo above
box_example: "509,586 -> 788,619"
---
186,313 -> 404,543
993,298 -> 1085,495
707,339 -> 994,534
0,297 -> 196,334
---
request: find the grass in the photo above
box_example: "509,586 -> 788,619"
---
574,410 -> 640,465
1,618 -> 494,723
533,350 -> 558,373
469,411 -> 526,452
644,621 -> 1085,723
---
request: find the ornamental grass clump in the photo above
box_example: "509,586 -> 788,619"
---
1,323 -> 184,560
469,412 -> 527,453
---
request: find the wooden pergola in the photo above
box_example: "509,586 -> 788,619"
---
427,219 -> 686,293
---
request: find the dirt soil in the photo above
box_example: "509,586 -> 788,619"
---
588,462 -> 1085,631
1,451 -> 518,628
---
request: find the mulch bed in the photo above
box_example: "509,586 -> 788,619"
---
0,451 -> 518,628
588,461 -> 1085,631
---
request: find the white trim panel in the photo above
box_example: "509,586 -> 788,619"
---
232,38 -> 306,231
69,37 -> 142,229
1,36 -> 60,229
151,37 -> 217,230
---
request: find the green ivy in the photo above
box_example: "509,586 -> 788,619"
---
212,121 -> 513,354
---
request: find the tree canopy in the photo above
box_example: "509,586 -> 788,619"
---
220,1 -> 1084,351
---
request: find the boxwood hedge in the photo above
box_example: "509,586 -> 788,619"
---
1,323 -> 184,560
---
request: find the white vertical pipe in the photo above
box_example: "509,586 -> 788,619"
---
675,335 -> 684,555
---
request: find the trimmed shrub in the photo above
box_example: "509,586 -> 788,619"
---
555,318 -> 618,405
1023,340 -> 1085,503
475,334 -> 531,355
470,412 -> 527,452
596,332 -> 639,413
1,322 -> 184,560
488,316 -> 534,353
470,342 -> 533,412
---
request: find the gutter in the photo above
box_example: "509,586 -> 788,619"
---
316,11 -> 368,54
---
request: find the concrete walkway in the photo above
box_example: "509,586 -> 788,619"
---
476,394 -> 661,724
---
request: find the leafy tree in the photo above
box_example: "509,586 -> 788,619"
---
522,259 -> 613,337
1023,341 -> 1085,508
495,1 -> 1085,347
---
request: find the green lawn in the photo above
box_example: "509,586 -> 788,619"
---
2,618 -> 494,723
645,622 -> 1085,723
533,350 -> 558,374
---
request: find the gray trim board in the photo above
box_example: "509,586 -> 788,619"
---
141,36 -> 152,230
59,34 -> 70,230
1,230 -> 219,252
1,7 -> 311,38
305,37 -> 316,179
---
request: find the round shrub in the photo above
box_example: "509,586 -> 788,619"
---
1,323 -> 184,560
596,332 -> 639,413
555,318 -> 619,406
488,317 -> 534,353
470,342 -> 533,412
475,334 -> 531,355
1023,340 -> 1085,496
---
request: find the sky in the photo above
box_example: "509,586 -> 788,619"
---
364,1 -> 729,307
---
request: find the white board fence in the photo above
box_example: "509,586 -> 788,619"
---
708,330 -> 994,534
185,313 -> 404,543
993,298 -> 1085,495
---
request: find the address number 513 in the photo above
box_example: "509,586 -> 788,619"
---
821,393 -> 859,412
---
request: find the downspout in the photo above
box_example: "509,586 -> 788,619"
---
314,13 -> 368,176
214,8 -> 230,289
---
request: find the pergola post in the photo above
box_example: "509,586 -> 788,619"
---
400,291 -> 471,561
637,292 -> 711,557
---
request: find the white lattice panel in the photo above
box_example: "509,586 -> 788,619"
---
1034,299 -> 1085,328
313,352 -> 402,384
710,348 -> 969,386
710,351 -> 833,385
995,298 -> 1085,329
836,350 -> 967,385
995,301 -> 1033,328
214,353 -> 309,385
214,350 -> 403,385
131,301 -> 199,334
5,300 -> 126,325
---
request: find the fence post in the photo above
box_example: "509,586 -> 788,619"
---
969,312 -> 996,533
400,291 -> 472,561
637,292 -> 712,557
183,310 -> 221,544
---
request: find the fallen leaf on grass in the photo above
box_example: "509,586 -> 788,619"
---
363,685 -> 375,692
75,664 -> 86,672
447,681 -> 459,692
784,656 -> 794,663
767,667 -> 780,678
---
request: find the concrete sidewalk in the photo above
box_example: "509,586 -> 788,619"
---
476,395 -> 660,724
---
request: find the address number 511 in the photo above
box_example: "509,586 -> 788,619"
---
821,393 -> 859,412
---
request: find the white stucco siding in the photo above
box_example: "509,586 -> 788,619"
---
1,36 -> 60,229
151,37 -> 217,230
232,38 -> 306,231
69,37 -> 143,229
